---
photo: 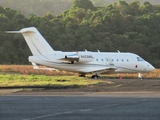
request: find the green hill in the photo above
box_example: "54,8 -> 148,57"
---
0,0 -> 160,67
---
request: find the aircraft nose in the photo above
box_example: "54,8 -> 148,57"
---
147,64 -> 155,72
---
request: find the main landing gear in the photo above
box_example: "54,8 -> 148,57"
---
91,75 -> 101,79
79,74 -> 86,77
79,74 -> 101,79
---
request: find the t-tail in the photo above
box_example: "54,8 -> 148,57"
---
6,27 -> 54,56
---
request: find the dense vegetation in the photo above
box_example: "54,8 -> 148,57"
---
0,0 -> 159,16
0,0 -> 160,67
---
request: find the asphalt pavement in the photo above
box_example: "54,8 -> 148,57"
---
1,94 -> 160,120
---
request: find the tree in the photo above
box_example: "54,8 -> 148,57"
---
72,0 -> 95,10
103,9 -> 123,34
127,43 -> 151,61
0,6 -> 5,13
117,0 -> 129,15
129,1 -> 141,16
0,1 -> 160,67
91,0 -> 107,7
69,7 -> 86,24
140,2 -> 153,14
28,14 -> 45,27
43,12 -> 55,21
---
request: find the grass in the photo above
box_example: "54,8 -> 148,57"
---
0,74 -> 102,88
0,65 -> 74,75
102,69 -> 160,79
0,65 -> 159,78
0,65 -> 103,88
0,65 -> 159,88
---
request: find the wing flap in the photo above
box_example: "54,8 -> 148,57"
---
78,66 -> 116,74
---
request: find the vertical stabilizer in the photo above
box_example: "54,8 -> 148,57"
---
6,27 -> 54,55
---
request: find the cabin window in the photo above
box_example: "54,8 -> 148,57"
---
117,59 -> 119,62
112,59 -> 114,62
96,59 -> 98,62
122,59 -> 124,62
106,59 -> 108,62
127,59 -> 129,62
101,59 -> 103,62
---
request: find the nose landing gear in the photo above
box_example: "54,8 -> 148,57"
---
138,73 -> 143,80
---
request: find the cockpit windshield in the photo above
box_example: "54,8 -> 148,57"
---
137,57 -> 144,61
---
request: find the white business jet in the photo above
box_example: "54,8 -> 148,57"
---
6,27 -> 155,78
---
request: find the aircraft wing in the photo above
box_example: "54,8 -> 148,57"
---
78,66 -> 117,74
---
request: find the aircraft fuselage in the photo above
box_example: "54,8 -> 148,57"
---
29,51 -> 154,75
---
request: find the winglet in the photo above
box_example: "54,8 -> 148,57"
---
5,31 -> 21,33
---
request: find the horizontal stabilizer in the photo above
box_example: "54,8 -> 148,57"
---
5,31 -> 21,33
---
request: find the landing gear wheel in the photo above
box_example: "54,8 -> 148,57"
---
79,74 -> 86,77
91,75 -> 101,79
